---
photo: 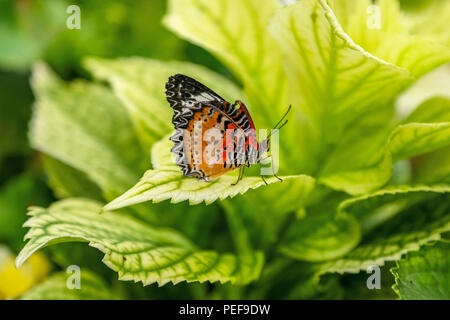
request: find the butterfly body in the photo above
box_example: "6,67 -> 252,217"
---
165,74 -> 263,182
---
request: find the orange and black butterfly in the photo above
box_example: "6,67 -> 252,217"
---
165,74 -> 289,185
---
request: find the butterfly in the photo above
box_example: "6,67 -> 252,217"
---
165,74 -> 290,185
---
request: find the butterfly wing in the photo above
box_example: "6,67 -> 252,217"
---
165,74 -> 258,181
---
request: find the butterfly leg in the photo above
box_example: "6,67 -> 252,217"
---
231,166 -> 245,186
259,154 -> 282,183
269,154 -> 283,182
261,174 -> 268,186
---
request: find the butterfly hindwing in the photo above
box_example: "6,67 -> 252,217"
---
165,74 -> 258,181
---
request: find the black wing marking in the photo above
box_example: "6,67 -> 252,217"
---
165,74 -> 226,128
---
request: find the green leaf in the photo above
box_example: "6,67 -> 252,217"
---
321,190 -> 450,274
29,62 -> 147,199
269,0 -> 411,194
164,0 -> 288,130
413,146 -> 450,184
391,240 -> 450,300
21,270 -> 119,300
389,122 -> 450,162
340,185 -> 450,233
104,136 -> 315,209
400,0 -> 450,48
42,155 -> 103,200
84,57 -> 243,151
403,97 -> 450,124
279,211 -> 360,262
330,0 -> 450,77
16,199 -> 264,286
104,169 -> 311,209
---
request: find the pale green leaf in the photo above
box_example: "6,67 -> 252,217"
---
403,96 -> 450,124
330,0 -> 450,77
84,57 -> 243,151
104,169 -> 310,209
269,0 -> 411,194
401,0 -> 450,48
21,270 -> 119,300
391,240 -> 450,300
321,191 -> 450,274
389,122 -> 450,162
29,62 -> 147,198
164,0 -> 288,129
104,135 -> 315,208
16,199 -> 264,286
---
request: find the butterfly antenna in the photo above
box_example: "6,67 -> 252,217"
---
266,106 -> 291,145
272,105 -> 292,130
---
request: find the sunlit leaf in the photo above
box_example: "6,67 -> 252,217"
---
164,0 -> 288,130
330,0 -> 450,77
389,122 -> 450,162
400,0 -> 450,47
16,199 -> 264,286
104,136 -> 315,209
269,0 -> 411,193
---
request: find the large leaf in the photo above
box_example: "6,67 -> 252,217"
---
164,0 -> 288,130
104,136 -> 315,209
391,240 -> 450,300
104,169 -> 312,209
21,270 -> 119,300
389,122 -> 450,162
330,0 -> 450,77
16,199 -> 263,286
85,57 -> 243,151
30,62 -> 147,199
269,0 -> 411,194
321,191 -> 450,274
